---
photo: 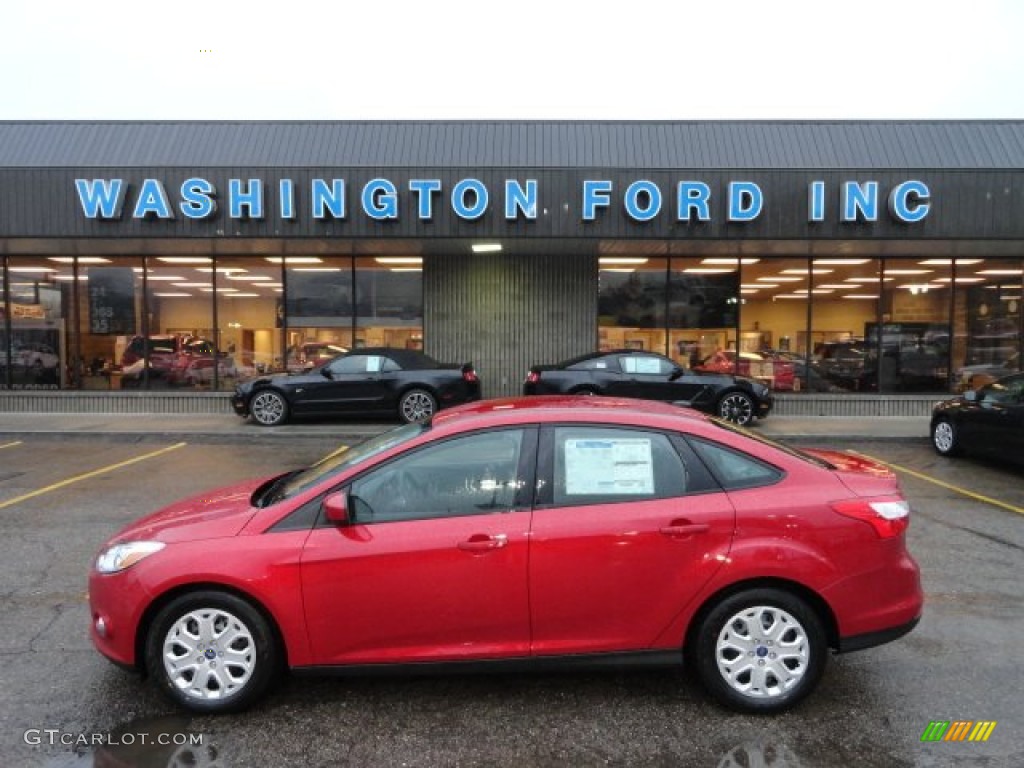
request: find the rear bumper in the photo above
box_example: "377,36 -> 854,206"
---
838,615 -> 921,653
231,394 -> 249,416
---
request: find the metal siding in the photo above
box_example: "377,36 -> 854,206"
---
424,251 -> 597,398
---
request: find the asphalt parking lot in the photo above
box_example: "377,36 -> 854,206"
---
0,431 -> 1021,767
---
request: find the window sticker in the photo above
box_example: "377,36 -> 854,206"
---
366,355 -> 382,373
564,438 -> 654,495
622,357 -> 661,375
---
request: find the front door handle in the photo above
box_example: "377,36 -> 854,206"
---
660,523 -> 710,538
458,533 -> 508,552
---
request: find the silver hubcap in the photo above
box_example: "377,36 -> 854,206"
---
934,421 -> 955,452
401,392 -> 435,422
251,392 -> 284,425
163,608 -> 256,702
715,605 -> 809,700
720,394 -> 754,425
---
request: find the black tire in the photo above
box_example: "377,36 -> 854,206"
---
931,418 -> 962,457
399,388 -> 437,423
145,590 -> 281,714
717,391 -> 756,426
690,588 -> 827,713
249,389 -> 289,426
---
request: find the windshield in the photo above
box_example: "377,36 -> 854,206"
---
707,417 -> 835,469
264,422 -> 430,504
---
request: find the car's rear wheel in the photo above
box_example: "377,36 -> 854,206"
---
399,388 -> 437,423
931,418 -> 962,456
145,591 -> 280,714
691,588 -> 826,713
250,390 -> 288,426
717,391 -> 756,426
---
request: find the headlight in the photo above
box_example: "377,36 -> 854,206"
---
95,541 -> 165,574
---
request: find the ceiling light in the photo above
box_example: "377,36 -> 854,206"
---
196,267 -> 247,274
173,282 -> 213,288
741,283 -> 774,288
157,257 -> 212,264
375,257 -> 423,265
884,269 -> 933,275
918,259 -> 983,265
471,243 -> 502,253
143,275 -> 186,281
934,277 -> 985,283
153,292 -> 192,297
8,266 -> 57,273
843,294 -> 880,299
845,277 -> 894,283
264,257 -> 323,264
761,276 -> 803,282
781,268 -> 833,275
812,259 -> 870,265
199,287 -> 239,293
600,258 -> 649,265
701,258 -> 760,265
227,274 -> 274,281
53,275 -> 88,281
224,292 -> 261,298
683,268 -> 736,274
48,257 -> 111,264
389,268 -> 423,272
976,269 -> 1024,275
816,284 -> 858,289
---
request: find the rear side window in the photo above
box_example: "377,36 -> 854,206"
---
549,426 -> 687,506
686,436 -> 782,491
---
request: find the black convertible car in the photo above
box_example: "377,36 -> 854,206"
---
523,350 -> 773,426
930,372 -> 1024,460
232,348 -> 481,426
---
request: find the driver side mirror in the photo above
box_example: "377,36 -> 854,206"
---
320,366 -> 333,379
323,492 -> 350,525
669,366 -> 685,381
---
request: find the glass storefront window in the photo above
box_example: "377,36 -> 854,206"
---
284,257 -> 355,372
213,257 -> 282,389
7,257 -> 71,390
598,258 -> 668,355
668,257 -> 741,371
874,259 -> 953,393
355,256 -> 423,351
952,257 -> 1023,390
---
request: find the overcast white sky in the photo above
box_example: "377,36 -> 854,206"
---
2,0 -> 1023,120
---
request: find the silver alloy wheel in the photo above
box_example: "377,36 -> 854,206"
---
714,605 -> 810,700
400,390 -> 436,422
719,393 -> 754,425
250,391 -> 286,426
162,607 -> 256,703
933,420 -> 956,453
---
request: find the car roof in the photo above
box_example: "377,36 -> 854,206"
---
343,347 -> 439,368
555,349 -> 666,367
431,395 -> 710,431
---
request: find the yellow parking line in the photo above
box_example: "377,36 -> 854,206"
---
0,442 -> 187,511
0,441 -> 23,450
852,451 -> 1024,517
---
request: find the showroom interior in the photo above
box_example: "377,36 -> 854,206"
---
1,121 -> 1022,402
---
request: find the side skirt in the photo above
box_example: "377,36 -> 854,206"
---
293,650 -> 683,679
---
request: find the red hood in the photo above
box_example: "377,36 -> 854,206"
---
802,448 -> 901,497
108,477 -> 270,544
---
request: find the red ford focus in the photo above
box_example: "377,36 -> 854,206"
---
89,396 -> 922,714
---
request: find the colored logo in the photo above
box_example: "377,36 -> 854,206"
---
921,721 -> 997,742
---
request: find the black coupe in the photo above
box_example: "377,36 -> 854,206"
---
930,372 -> 1024,460
232,348 -> 481,426
523,350 -> 773,426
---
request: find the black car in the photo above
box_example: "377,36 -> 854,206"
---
930,372 -> 1024,459
232,348 -> 481,426
523,350 -> 772,426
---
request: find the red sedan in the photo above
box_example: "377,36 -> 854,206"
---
89,396 -> 922,714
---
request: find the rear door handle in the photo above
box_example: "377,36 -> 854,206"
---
660,523 -> 710,537
458,533 -> 508,552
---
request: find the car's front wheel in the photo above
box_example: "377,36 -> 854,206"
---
249,390 -> 289,426
717,391 -> 756,426
691,588 -> 827,713
931,418 -> 962,457
399,388 -> 437,423
145,591 -> 280,714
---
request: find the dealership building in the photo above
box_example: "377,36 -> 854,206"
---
1,120 -> 1022,414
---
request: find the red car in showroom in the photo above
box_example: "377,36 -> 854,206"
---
89,397 -> 921,715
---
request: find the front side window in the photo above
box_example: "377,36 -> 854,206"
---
619,354 -> 674,375
349,429 -> 526,523
550,426 -> 687,507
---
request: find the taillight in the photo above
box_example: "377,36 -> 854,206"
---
831,498 -> 910,538
463,369 -> 478,383
526,371 -> 540,384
